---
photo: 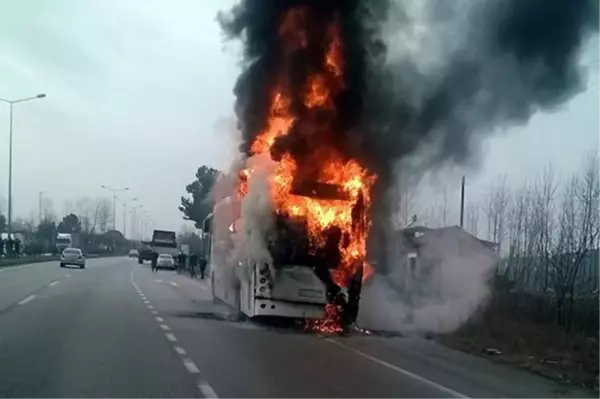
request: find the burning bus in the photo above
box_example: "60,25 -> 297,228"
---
204,151 -> 374,331
208,2 -> 384,331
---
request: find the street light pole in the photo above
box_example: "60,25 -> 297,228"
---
131,204 -> 142,242
122,203 -> 127,238
100,185 -> 129,231
0,93 -> 46,236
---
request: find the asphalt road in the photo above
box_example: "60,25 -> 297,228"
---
0,257 -> 594,398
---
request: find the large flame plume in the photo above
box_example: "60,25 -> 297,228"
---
231,5 -> 376,331
238,5 -> 376,287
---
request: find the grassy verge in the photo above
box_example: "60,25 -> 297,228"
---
437,316 -> 599,391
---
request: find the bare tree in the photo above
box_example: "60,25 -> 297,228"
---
62,199 -> 75,216
441,183 -> 449,226
483,175 -> 511,252
465,201 -> 480,237
42,198 -> 57,222
97,198 -> 111,232
76,197 -> 96,233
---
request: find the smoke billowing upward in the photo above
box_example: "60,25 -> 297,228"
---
219,0 -> 598,182
218,0 -> 386,187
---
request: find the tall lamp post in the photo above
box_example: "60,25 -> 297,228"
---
100,185 -> 129,231
0,93 -> 46,236
131,204 -> 143,242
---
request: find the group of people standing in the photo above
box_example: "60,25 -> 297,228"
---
177,251 -> 207,279
0,238 -> 22,257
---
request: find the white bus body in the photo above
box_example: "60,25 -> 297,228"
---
204,195 -> 327,319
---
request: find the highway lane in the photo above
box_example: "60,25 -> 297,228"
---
0,257 -> 595,398
0,258 -> 199,398
0,258 -> 123,316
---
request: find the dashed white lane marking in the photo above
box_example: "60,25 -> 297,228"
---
18,295 -> 36,305
130,264 -> 218,399
165,333 -> 177,342
65,273 -> 71,278
326,339 -> 468,398
143,300 -> 150,304
197,382 -> 218,398
183,359 -> 200,374
49,280 -> 59,287
170,281 -> 178,287
174,346 -> 187,356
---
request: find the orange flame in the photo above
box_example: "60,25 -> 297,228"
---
238,8 -> 376,333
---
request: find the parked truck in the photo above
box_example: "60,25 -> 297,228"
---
142,230 -> 180,270
56,232 -> 82,253
137,241 -> 155,264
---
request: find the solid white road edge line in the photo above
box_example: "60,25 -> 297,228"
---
18,295 -> 36,305
326,339 -> 468,399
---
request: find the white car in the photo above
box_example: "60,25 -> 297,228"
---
157,253 -> 175,269
128,249 -> 139,258
60,248 -> 86,269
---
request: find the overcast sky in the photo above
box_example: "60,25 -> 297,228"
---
0,0 -> 598,234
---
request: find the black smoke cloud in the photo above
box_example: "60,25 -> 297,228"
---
218,0 -> 386,184
365,0 -> 599,178
218,0 -> 597,272
219,0 -> 598,184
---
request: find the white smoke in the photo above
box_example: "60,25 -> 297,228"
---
229,154 -> 278,283
358,226 -> 497,334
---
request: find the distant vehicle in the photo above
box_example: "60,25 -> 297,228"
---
60,248 -> 85,269
128,249 -> 139,258
137,242 -> 154,264
144,230 -> 180,268
56,233 -> 82,254
156,253 -> 175,269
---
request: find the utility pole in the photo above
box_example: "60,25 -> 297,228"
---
123,203 -> 127,239
38,191 -> 43,224
459,175 -> 466,228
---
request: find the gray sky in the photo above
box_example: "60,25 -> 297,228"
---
0,0 -> 598,233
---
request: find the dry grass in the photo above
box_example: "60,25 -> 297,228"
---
438,315 -> 599,391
